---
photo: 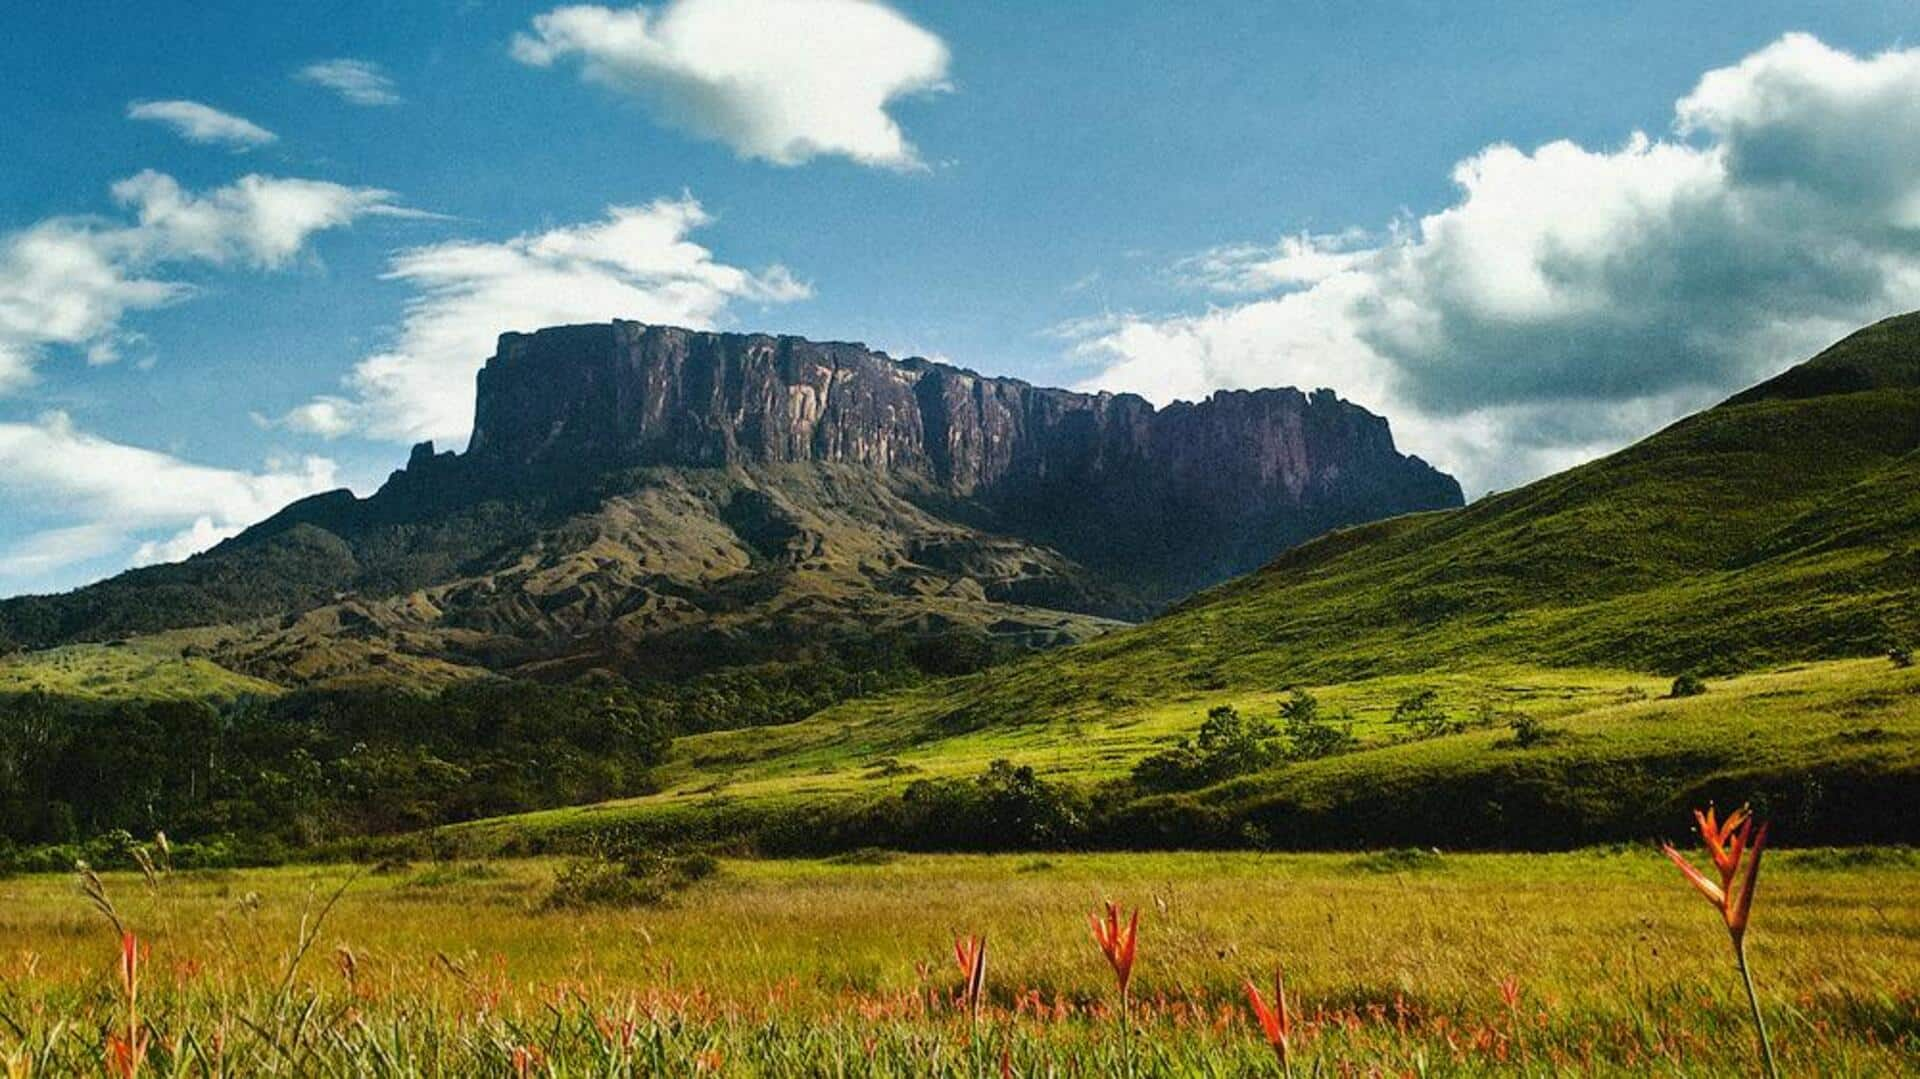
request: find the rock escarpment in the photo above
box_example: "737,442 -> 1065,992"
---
451,321 -> 1461,592
0,319 -> 1462,683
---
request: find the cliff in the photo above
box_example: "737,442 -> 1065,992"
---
0,319 -> 1463,682
442,321 -> 1461,588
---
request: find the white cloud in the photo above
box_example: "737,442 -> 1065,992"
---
0,524 -> 124,582
274,397 -> 359,439
1175,230 -> 1377,294
109,170 -> 403,268
0,412 -> 340,592
132,517 -> 244,567
0,171 -> 403,391
512,0 -> 950,169
126,99 -> 278,149
1070,34 -> 1920,495
286,195 -> 809,444
296,58 -> 402,106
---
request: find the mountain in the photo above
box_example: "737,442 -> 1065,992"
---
0,321 -> 1460,686
875,310 -> 1920,719
456,312 -> 1919,852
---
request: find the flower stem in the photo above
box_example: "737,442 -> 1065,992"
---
1735,938 -> 1779,1079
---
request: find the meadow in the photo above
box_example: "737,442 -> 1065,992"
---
458,657 -> 1918,854
2,848 -> 1914,1075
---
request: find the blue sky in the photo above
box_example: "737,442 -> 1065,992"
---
2,1 -> 1917,596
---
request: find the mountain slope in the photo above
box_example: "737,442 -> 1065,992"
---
448,312 -> 1920,850
0,322 -> 1460,687
950,310 -> 1920,710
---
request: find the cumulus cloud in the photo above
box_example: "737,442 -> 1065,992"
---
1069,34 -> 1920,494
512,0 -> 950,168
0,171 -> 403,392
283,195 -> 809,443
127,99 -> 278,149
296,58 -> 402,106
0,412 -> 339,592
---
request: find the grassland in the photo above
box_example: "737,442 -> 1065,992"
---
1,849 -> 1913,1074
456,655 -> 1917,853
448,315 -> 1920,852
0,638 -> 278,701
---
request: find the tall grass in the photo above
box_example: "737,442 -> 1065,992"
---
0,848 -> 1913,1075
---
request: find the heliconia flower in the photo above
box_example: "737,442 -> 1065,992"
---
1243,965 -> 1293,1075
1662,805 -> 1779,1079
118,931 -> 142,1010
107,932 -> 148,1079
1089,901 -> 1140,998
1661,805 -> 1768,946
954,934 -> 988,1017
105,1032 -> 148,1079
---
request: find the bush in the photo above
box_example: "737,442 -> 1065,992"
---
1348,847 -> 1445,873
1502,715 -> 1559,749
1669,673 -> 1709,698
1131,706 -> 1278,791
1279,691 -> 1357,760
544,849 -> 721,909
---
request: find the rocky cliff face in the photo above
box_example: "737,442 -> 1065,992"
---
449,321 -> 1462,590
0,319 -> 1463,683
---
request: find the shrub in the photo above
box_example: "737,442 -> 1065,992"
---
544,849 -> 720,909
1279,691 -> 1357,760
1131,705 -> 1278,791
1391,689 -> 1458,737
1502,715 -> 1559,748
826,847 -> 900,866
1348,847 -> 1444,873
1669,673 -> 1708,698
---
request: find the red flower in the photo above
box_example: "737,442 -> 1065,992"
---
1089,901 -> 1140,998
1661,805 -> 1768,946
954,934 -> 988,1018
1243,965 -> 1293,1075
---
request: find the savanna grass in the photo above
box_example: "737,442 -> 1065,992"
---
1,848 -> 1914,1075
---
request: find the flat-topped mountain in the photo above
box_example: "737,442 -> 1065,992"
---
0,321 -> 1461,687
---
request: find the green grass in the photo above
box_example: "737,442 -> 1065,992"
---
459,655 -> 1917,852
1,850 -> 1912,1074
451,314 -> 1920,851
0,638 -> 278,701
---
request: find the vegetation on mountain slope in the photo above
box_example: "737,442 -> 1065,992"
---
436,313 -> 1920,851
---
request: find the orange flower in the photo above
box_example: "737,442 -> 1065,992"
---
1243,965 -> 1293,1075
107,932 -> 148,1079
1089,901 -> 1140,998
1661,805 -> 1768,946
1662,805 -> 1778,1079
105,1033 -> 148,1079
509,1045 -> 544,1079
118,932 -> 142,1011
954,934 -> 988,1019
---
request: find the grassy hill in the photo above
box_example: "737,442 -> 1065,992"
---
448,313 -> 1920,851
0,638 -> 279,701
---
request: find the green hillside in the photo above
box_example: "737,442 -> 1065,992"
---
0,638 -> 280,701
451,312 -> 1920,851
830,311 -> 1920,718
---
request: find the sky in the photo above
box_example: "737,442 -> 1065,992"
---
2,1 -> 1917,597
